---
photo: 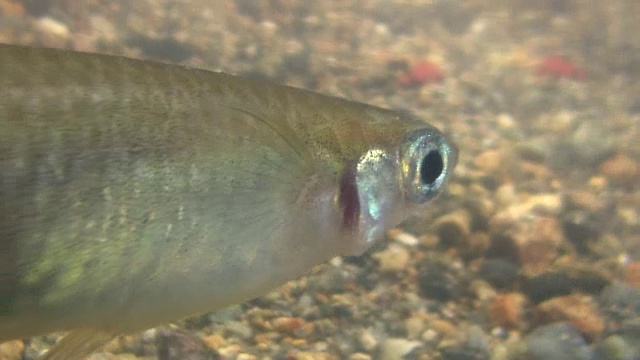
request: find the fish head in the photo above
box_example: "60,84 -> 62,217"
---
338,126 -> 457,256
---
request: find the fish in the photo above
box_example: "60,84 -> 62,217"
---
0,43 -> 457,359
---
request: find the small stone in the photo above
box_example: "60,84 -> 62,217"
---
470,279 -> 497,302
534,294 -> 605,340
562,210 -> 603,253
564,191 -> 607,213
525,272 -> 573,303
417,260 -> 461,301
0,0 -> 25,17
599,283 -> 640,321
600,154 -> 639,186
439,326 -> 490,360
625,262 -> 640,287
291,351 -> 336,360
605,321 -> 640,358
596,335 -> 639,360
0,340 -> 24,360
478,259 -> 520,289
389,228 -> 419,246
488,293 -> 525,329
433,210 -> 472,248
236,354 -> 257,360
422,328 -> 439,343
522,322 -> 594,360
272,317 -> 306,335
155,328 -> 218,360
495,183 -> 517,207
33,16 -> 70,48
224,320 -> 253,339
497,113 -> 516,130
489,215 -> 564,275
429,319 -> 457,339
405,316 -> 425,339
562,120 -> 615,166
349,353 -> 372,360
92,354 -> 138,360
373,244 -> 410,272
515,138 -> 551,163
380,338 -> 422,360
203,334 -> 226,350
554,261 -> 611,295
358,329 -> 378,352
419,233 -> 440,248
462,232 -> 491,260
473,149 -> 502,173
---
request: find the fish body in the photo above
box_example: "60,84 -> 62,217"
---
0,44 -> 456,358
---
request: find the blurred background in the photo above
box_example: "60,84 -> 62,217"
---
0,1 -> 639,359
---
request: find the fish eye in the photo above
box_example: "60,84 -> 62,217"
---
400,128 -> 456,205
420,150 -> 443,185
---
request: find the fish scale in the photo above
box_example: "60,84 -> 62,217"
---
0,43 -> 457,359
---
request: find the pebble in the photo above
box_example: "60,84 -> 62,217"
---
478,259 -> 520,289
388,228 -> 419,246
603,320 -> 640,358
624,262 -> 640,287
90,354 -> 140,360
203,334 -> 225,350
348,353 -> 372,360
290,351 -> 337,360
272,316 -> 306,335
596,335 -> 639,360
564,191 -> 608,213
520,322 -> 594,360
515,138 -> 551,163
490,215 -> 564,275
534,294 -> 605,340
494,183 -> 517,207
599,153 -> 639,186
236,354 -> 257,360
599,283 -> 640,322
556,261 -> 611,295
417,260 -> 461,301
379,338 -> 422,360
0,340 -> 24,360
561,210 -> 603,253
357,329 -> 379,352
224,320 -> 253,339
404,316 -> 425,339
429,319 -> 457,340
433,210 -> 472,248
525,272 -> 573,303
564,120 -> 616,166
473,149 -> 502,173
373,244 -> 410,272
488,293 -> 525,329
439,326 -> 490,360
470,279 -> 497,302
33,16 -> 70,40
155,328 -> 218,360
494,193 -> 563,220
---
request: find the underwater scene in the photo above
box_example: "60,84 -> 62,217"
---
0,0 -> 639,359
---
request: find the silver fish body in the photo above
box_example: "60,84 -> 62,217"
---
0,43 -> 456,358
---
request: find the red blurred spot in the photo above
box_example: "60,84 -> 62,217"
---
399,60 -> 445,87
536,55 -> 586,80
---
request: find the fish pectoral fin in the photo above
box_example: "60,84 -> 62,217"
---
40,329 -> 118,360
